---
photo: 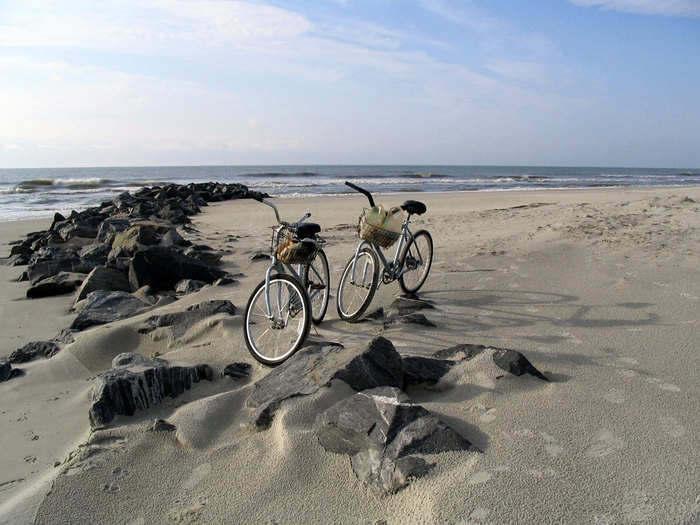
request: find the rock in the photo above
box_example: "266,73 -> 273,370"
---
315,387 -> 472,494
148,419 -> 176,432
89,352 -> 213,426
96,218 -> 132,244
175,279 -> 206,295
386,312 -> 436,328
387,294 -> 435,316
184,246 -> 222,266
223,362 -> 252,380
54,219 -> 99,241
71,291 -> 151,330
251,252 -> 269,261
8,341 -> 61,363
49,212 -> 66,231
132,285 -> 157,305
74,266 -> 130,303
246,337 -> 404,430
52,328 -> 76,345
213,276 -> 238,286
78,243 -> 110,263
27,255 -> 97,284
492,348 -> 549,381
128,247 -> 226,292
432,343 -> 487,361
109,223 -> 164,258
402,356 -> 454,386
0,360 -> 11,382
159,228 -> 190,247
27,272 -> 86,299
139,299 -> 236,339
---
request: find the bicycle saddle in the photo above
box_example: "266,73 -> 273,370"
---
296,223 -> 321,239
401,200 -> 427,215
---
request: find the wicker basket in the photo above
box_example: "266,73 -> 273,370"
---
358,212 -> 401,248
273,226 -> 318,264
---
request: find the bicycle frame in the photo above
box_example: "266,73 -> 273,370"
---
257,198 -> 320,320
350,216 -> 424,285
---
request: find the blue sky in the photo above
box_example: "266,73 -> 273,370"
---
0,0 -> 698,168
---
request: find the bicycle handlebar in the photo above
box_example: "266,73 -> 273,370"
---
258,198 -> 311,227
345,181 -> 375,207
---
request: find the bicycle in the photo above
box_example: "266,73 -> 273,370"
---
243,197 -> 330,365
336,181 -> 433,322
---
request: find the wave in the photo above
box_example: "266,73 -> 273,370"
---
493,175 -> 552,182
15,177 -> 116,190
240,172 -> 320,178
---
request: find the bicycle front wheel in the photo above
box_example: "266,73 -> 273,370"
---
244,274 -> 311,366
303,248 -> 330,325
398,229 -> 433,294
336,248 -> 379,322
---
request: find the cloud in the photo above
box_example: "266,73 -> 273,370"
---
569,0 -> 700,17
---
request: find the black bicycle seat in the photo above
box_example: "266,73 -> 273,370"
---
296,222 -> 321,239
401,200 -> 427,215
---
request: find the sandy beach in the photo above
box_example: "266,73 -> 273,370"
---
1,186 -> 699,524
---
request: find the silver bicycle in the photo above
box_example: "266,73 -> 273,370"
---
336,182 -> 433,322
243,198 -> 329,365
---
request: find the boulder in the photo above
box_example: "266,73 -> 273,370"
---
74,266 -> 130,303
245,337 -> 404,430
96,218 -> 132,244
159,229 -> 190,248
492,348 -> 549,381
8,341 -> 61,363
383,295 -> 437,327
402,356 -> 454,386
175,279 -> 206,295
128,246 -> 226,292
184,247 -> 222,266
27,255 -> 95,284
0,360 -> 11,382
78,243 -> 111,263
432,343 -> 488,361
26,272 -> 86,299
88,352 -> 212,426
109,223 -> 164,258
71,291 -> 151,330
315,387 -> 472,494
138,299 -> 236,339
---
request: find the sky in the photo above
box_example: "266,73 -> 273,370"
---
0,0 -> 699,168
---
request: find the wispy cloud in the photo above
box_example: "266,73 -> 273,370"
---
569,0 -> 700,17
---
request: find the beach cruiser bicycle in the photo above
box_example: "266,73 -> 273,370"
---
336,181 -> 433,322
243,197 -> 330,365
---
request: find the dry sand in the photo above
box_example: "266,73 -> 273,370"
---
1,187 -> 699,524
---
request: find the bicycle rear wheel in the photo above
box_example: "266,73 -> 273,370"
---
336,248 -> 379,322
244,274 -> 311,366
398,229 -> 433,294
303,248 -> 330,325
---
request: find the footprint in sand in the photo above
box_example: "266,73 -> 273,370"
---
457,507 -> 493,524
540,432 -> 564,457
659,383 -> 681,392
659,416 -> 686,438
584,430 -> 625,458
616,368 -> 638,378
182,462 -> 212,491
479,408 -> 497,424
621,490 -> 655,522
602,388 -> 625,404
528,467 -> 556,479
617,357 -> 638,365
467,467 -> 510,486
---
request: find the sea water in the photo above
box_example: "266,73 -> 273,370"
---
0,165 -> 697,221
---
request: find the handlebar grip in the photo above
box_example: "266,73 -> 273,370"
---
344,181 -> 375,207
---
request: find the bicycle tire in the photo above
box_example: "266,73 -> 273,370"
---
303,248 -> 330,325
244,273 -> 311,366
336,248 -> 379,322
398,229 -> 433,294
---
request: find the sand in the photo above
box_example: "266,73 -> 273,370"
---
1,186 -> 699,524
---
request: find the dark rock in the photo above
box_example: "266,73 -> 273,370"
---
246,337 -> 404,430
184,247 -> 222,266
54,220 -> 99,241
128,247 -> 226,292
433,343 -> 487,361
109,223 -> 167,259
49,212 -> 66,231
17,270 -> 29,281
148,419 -> 176,432
223,362 -> 252,380
492,348 -> 549,381
74,266 -> 130,303
387,294 -> 435,316
71,291 -> 151,330
0,360 -> 11,382
138,299 -> 236,339
27,254 -> 98,284
52,328 -> 76,345
364,307 -> 384,320
315,387 -> 472,494
88,352 -> 212,426
175,279 -> 206,295
386,313 -> 436,328
27,272 -> 86,299
8,341 -> 61,363
213,276 -> 238,286
96,218 -> 132,244
78,243 -> 110,263
402,356 -> 454,386
251,252 -> 269,261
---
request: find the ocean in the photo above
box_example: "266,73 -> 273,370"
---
0,165 -> 697,221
